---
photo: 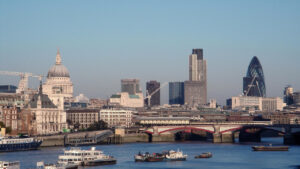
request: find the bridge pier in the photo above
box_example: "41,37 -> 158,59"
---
213,133 -> 222,143
221,132 -> 234,143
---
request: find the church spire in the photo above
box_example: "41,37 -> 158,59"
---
56,48 -> 62,65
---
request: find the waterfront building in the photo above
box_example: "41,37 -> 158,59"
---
0,106 -> 20,135
284,86 -> 294,105
66,108 -> 100,129
169,82 -> 184,105
121,79 -> 141,95
146,80 -> 160,106
0,85 -> 17,93
185,48 -> 207,106
243,56 -> 266,97
0,93 -> 24,107
109,92 -> 144,108
43,49 -> 74,106
100,108 -> 134,128
230,96 -> 284,112
24,83 -> 67,135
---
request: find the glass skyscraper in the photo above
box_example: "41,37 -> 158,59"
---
243,56 -> 266,97
169,82 -> 185,105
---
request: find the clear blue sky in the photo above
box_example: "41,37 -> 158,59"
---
1,0 -> 300,105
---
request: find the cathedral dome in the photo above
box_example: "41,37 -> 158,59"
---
47,49 -> 70,78
47,64 -> 70,77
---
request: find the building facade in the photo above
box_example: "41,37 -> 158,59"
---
24,84 -> 67,135
121,79 -> 141,95
169,82 -> 185,105
43,49 -> 73,106
110,92 -> 144,108
100,109 -> 133,128
146,80 -> 160,106
185,49 -> 207,106
243,56 -> 266,97
284,86 -> 294,105
230,96 -> 284,112
66,108 -> 100,129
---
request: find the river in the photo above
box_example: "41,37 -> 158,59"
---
0,138 -> 299,169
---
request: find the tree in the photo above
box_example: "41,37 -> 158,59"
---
87,120 -> 108,131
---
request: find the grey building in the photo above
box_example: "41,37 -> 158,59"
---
121,79 -> 141,95
146,80 -> 160,106
185,49 -> 207,106
169,82 -> 184,105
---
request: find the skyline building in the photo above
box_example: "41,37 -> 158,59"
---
121,79 -> 141,95
284,85 -> 294,105
169,82 -> 185,105
146,80 -> 160,106
185,48 -> 207,106
43,49 -> 74,107
243,56 -> 266,97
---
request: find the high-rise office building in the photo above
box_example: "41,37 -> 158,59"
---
243,56 -> 266,97
185,48 -> 207,106
121,79 -> 141,95
146,81 -> 160,106
169,82 -> 185,105
284,85 -> 294,105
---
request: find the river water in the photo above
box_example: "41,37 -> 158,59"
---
0,138 -> 299,169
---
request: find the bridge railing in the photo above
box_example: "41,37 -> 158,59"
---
190,121 -> 273,125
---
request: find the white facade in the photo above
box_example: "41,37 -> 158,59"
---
231,96 -> 284,112
110,92 -> 144,108
100,109 -> 133,128
43,50 -> 73,107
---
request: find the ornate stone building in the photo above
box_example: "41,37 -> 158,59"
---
25,83 -> 67,135
43,50 -> 73,106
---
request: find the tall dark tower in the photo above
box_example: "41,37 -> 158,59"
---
146,81 -> 160,106
243,56 -> 266,97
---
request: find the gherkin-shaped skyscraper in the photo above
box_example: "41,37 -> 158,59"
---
243,56 -> 266,97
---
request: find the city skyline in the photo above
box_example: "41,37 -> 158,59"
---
1,0 -> 300,105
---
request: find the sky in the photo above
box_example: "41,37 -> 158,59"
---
0,0 -> 300,105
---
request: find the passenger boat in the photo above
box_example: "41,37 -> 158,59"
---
57,147 -> 116,166
0,137 -> 42,152
195,152 -> 212,158
252,145 -> 289,151
0,161 -> 20,169
165,150 -> 188,161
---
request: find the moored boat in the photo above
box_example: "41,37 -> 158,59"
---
57,147 -> 116,166
0,161 -> 20,169
0,136 -> 42,152
134,152 -> 165,162
36,161 -> 78,169
252,145 -> 289,151
195,152 -> 212,158
165,150 -> 188,161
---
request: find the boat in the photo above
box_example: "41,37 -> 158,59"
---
252,145 -> 289,151
134,152 -> 165,162
0,136 -> 42,152
36,161 -> 78,169
195,152 -> 212,158
165,150 -> 188,161
0,161 -> 20,169
57,147 -> 116,166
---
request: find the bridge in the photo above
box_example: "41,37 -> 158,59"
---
139,121 -> 300,144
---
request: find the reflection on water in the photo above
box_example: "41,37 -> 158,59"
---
0,137 -> 298,169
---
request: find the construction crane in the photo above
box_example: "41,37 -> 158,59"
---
145,82 -> 168,107
0,71 -> 43,93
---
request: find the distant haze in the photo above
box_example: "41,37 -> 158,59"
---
1,0 -> 300,105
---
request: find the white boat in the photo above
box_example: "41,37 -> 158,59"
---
36,161 -> 78,169
57,147 -> 116,166
0,161 -> 20,169
165,150 -> 188,161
